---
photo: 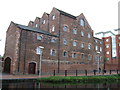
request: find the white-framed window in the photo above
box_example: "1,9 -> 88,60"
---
88,33 -> 91,38
35,24 -> 38,27
36,47 -> 42,55
73,41 -> 77,46
95,46 -> 98,50
42,19 -> 46,24
81,43 -> 84,48
88,55 -> 91,60
63,39 -> 67,45
106,44 -> 109,48
100,47 -> 102,52
50,49 -> 56,56
106,39 -> 109,42
37,35 -> 43,40
52,25 -> 55,32
119,36 -> 120,40
81,31 -> 84,36
73,29 -> 77,34
63,51 -> 67,57
72,53 -> 77,58
51,38 -> 56,43
80,19 -> 85,26
119,43 -> 120,46
63,26 -> 68,32
52,15 -> 55,20
95,40 -> 98,43
88,44 -> 91,49
106,51 -> 109,54
81,54 -> 84,59
100,41 -> 102,44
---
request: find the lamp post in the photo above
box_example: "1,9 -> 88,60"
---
97,52 -> 100,73
36,46 -> 44,77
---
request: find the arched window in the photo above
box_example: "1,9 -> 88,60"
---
63,38 -> 67,45
52,25 -> 55,32
72,53 -> 77,58
88,33 -> 91,38
80,19 -> 85,26
81,31 -> 84,36
63,26 -> 68,32
73,29 -> 77,34
52,15 -> 56,20
37,35 -> 43,40
73,41 -> 77,46
50,49 -> 56,56
88,44 -> 91,49
63,51 -> 67,57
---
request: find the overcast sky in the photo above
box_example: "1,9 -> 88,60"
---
0,0 -> 119,56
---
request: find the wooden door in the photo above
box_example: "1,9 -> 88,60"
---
28,62 -> 36,74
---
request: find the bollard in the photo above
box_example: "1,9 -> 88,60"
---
65,70 -> 67,76
93,70 -> 96,76
117,70 -> 118,74
85,70 -> 87,76
110,70 -> 111,75
53,70 -> 55,76
76,69 -> 78,76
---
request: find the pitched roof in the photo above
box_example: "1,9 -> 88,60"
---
96,31 -> 115,36
94,37 -> 102,40
14,22 -> 58,37
55,8 -> 76,19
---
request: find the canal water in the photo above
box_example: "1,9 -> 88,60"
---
2,81 -> 120,89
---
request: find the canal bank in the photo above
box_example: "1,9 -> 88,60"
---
37,74 -> 120,83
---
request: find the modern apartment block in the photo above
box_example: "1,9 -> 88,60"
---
95,30 -> 120,70
3,7 -> 104,74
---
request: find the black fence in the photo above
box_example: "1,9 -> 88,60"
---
41,69 -> 120,76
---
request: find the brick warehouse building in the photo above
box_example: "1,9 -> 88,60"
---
95,30 -> 120,70
3,7 -> 104,75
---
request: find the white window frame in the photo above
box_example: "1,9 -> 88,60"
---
88,55 -> 91,60
81,43 -> 84,48
63,39 -> 67,45
72,53 -> 77,58
35,24 -> 38,27
106,44 -> 109,48
106,39 -> 109,42
81,31 -> 84,36
119,36 -> 120,40
63,26 -> 68,32
95,46 -> 98,51
81,53 -> 84,59
63,51 -> 67,57
106,51 -> 109,54
52,15 -> 55,20
42,19 -> 46,24
50,49 -> 56,56
80,19 -> 85,26
52,25 -> 55,32
73,41 -> 77,46
100,47 -> 102,52
88,44 -> 90,49
88,33 -> 91,38
37,35 -> 43,40
51,38 -> 56,43
73,28 -> 77,34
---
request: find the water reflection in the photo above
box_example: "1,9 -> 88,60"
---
2,81 -> 120,89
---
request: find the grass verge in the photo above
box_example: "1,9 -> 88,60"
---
37,74 -> 120,83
